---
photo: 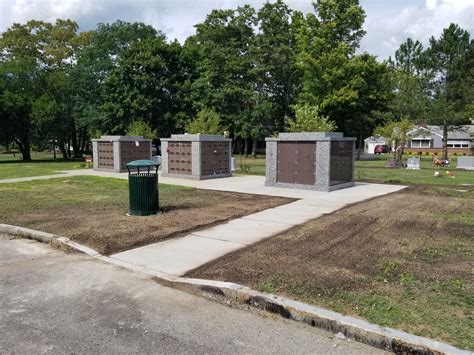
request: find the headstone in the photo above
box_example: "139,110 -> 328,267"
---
406,157 -> 420,170
456,156 -> 474,170
386,159 -> 396,168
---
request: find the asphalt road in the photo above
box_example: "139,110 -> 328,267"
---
0,235 -> 386,354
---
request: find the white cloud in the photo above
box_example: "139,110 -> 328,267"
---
1,0 -> 473,60
361,0 -> 474,59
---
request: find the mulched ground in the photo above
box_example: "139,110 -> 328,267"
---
188,186 -> 472,286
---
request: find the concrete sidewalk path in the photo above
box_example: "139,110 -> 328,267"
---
0,173 -> 70,184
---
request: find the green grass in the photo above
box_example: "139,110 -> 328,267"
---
355,166 -> 474,185
355,155 -> 473,186
0,151 -> 85,179
259,270 -> 473,350
0,175 -> 190,215
233,154 -> 266,175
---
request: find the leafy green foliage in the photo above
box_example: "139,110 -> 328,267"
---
186,109 -> 222,134
285,104 -> 336,132
125,120 -> 157,139
102,37 -> 190,137
296,1 -> 391,146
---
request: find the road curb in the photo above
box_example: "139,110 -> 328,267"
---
0,223 -> 468,355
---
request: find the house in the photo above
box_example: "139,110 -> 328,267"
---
365,125 -> 473,155
364,136 -> 388,154
405,125 -> 473,154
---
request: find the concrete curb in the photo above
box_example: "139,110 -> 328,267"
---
1,223 -> 469,355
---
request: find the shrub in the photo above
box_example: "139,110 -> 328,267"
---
286,104 -> 336,132
186,109 -> 222,134
126,120 -> 157,139
453,152 -> 458,156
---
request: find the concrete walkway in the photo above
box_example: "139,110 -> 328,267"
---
2,169 -> 406,275
0,173 -> 70,184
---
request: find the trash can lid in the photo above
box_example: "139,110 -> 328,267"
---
126,160 -> 160,168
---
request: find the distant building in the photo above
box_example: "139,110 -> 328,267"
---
405,125 -> 473,154
363,136 -> 388,154
364,125 -> 473,155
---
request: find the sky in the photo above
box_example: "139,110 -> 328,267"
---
1,0 -> 473,60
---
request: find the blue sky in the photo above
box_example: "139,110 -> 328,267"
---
1,0 -> 473,59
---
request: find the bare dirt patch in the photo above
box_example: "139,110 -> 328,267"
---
187,186 -> 474,350
0,176 -> 293,255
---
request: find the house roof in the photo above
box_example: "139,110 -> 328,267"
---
364,136 -> 387,142
407,125 -> 473,140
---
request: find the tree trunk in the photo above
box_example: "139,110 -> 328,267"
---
53,142 -> 56,160
58,140 -> 68,160
442,123 -> 448,160
251,138 -> 258,158
244,138 -> 249,158
14,137 -> 31,161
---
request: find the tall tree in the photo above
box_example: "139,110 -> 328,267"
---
0,20 -> 75,160
296,1 -> 390,153
387,38 -> 430,124
187,6 -> 257,154
425,23 -> 472,159
102,37 -> 189,137
253,0 -> 300,130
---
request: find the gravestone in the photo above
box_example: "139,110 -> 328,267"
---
456,156 -> 474,170
406,157 -> 420,170
385,159 -> 396,168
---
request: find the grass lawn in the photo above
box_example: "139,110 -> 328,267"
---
188,186 -> 474,350
233,154 -> 266,175
0,176 -> 292,255
0,151 -> 84,179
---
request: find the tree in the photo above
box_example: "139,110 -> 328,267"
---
0,20 -> 76,160
253,0 -> 300,129
186,109 -> 222,134
425,24 -> 472,159
374,119 -> 413,168
296,0 -> 390,152
188,5 -> 257,154
285,104 -> 335,132
102,37 -> 189,138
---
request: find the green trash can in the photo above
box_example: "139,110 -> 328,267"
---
126,160 -> 160,216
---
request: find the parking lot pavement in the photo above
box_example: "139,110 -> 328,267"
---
0,236 -> 386,354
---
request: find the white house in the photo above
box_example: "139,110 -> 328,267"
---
363,136 -> 388,154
